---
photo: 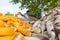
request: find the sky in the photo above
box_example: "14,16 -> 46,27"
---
0,0 -> 27,14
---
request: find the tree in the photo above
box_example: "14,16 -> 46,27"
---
5,12 -> 14,16
11,0 -> 60,19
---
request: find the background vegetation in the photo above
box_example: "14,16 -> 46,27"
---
5,12 -> 14,16
11,0 -> 60,19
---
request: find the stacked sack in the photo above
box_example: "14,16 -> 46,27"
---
0,13 -> 32,40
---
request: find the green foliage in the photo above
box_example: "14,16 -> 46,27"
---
29,12 -> 41,19
11,0 -> 60,18
5,12 -> 14,16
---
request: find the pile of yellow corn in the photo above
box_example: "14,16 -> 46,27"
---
0,14 -> 32,40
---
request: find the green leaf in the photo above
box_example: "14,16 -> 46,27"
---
11,0 -> 60,19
